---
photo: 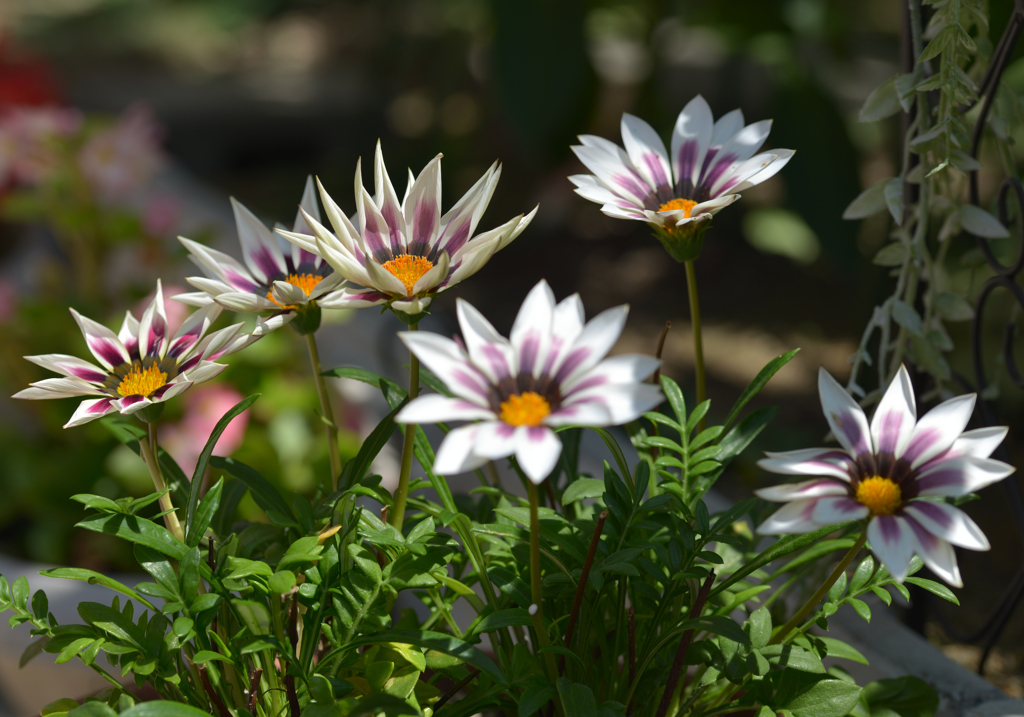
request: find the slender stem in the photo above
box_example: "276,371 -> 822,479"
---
304,333 -> 342,489
769,532 -> 868,645
527,480 -> 559,686
391,322 -> 420,531
655,571 -> 716,717
141,423 -> 185,542
684,260 -> 706,431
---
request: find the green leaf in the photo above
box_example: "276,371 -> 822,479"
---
209,457 -> 293,520
959,205 -> 1009,239
918,25 -> 955,62
934,291 -> 974,322
660,375 -> 687,426
884,178 -> 904,225
783,678 -> 862,717
339,401 -> 404,490
724,350 -> 799,429
473,608 -> 532,634
39,568 -> 157,611
843,179 -> 889,220
120,703 -> 220,717
817,636 -> 868,665
186,395 -> 259,539
828,573 -> 848,603
346,630 -> 506,685
760,644 -> 825,673
873,243 -> 908,267
904,577 -> 959,605
892,300 -> 923,336
67,703 -> 117,717
519,677 -> 557,717
77,514 -> 193,565
748,607 -> 772,649
861,676 -> 938,717
345,694 -> 420,717
192,650 -> 232,664
561,478 -> 606,505
186,477 -> 223,547
19,636 -> 49,668
859,76 -> 901,122
268,571 -> 297,595
557,677 -> 598,717
847,598 -> 871,622
321,366 -> 384,387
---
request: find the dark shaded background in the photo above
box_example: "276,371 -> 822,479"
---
3,0 -> 1024,693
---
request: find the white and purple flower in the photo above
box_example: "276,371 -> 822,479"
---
275,141 -> 537,316
756,366 -> 1014,587
395,280 -> 663,483
569,95 -> 793,260
176,177 -> 345,319
13,281 -> 275,428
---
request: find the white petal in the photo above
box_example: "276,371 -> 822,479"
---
756,498 -> 821,535
71,308 -> 131,370
510,280 -> 555,379
561,383 -> 663,425
64,398 -> 117,428
514,425 -> 562,484
22,377 -> 105,397
915,455 -> 1015,497
754,479 -> 849,502
710,108 -> 744,146
902,501 -> 990,551
474,421 -> 519,460
572,144 -> 651,207
364,256 -> 408,297
456,298 -> 514,383
811,496 -> 870,524
552,304 -> 628,387
871,364 -> 917,458
757,447 -> 856,481
621,113 -> 673,194
411,250 -> 449,295
543,400 -> 613,427
937,426 -> 1008,462
231,197 -> 287,283
433,424 -> 490,476
867,515 -> 916,582
818,367 -> 872,457
561,354 -> 660,396
670,95 -> 713,191
906,517 -> 962,587
395,394 -> 494,424
392,296 -> 432,314
903,393 -> 976,469
271,281 -> 309,306
731,149 -> 795,193
399,331 -> 492,404
215,291 -> 278,313
24,354 -> 108,384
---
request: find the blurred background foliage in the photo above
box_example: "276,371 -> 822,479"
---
2,0 -> 1024,692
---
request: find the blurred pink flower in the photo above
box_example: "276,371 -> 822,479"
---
143,195 -> 179,237
78,103 -> 163,201
0,105 -> 81,185
161,384 -> 250,476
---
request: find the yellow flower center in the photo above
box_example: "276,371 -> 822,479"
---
855,476 -> 903,516
266,273 -> 323,309
499,391 -> 551,427
117,362 -> 168,398
658,198 -> 698,217
381,254 -> 434,296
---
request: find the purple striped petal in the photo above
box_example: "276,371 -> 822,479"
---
867,514 -> 916,582
24,354 -> 108,384
71,309 -> 130,370
755,478 -> 849,502
905,515 -> 962,587
671,95 -> 713,194
514,425 -> 562,484
373,141 -> 407,254
64,398 -> 117,428
902,501 -> 989,550
756,498 -> 822,535
404,155 -> 442,255
902,393 -> 976,469
870,364 -> 916,457
915,455 -> 1015,497
758,448 -> 856,481
811,496 -> 870,524
231,197 -> 287,283
818,367 -> 872,457
357,179 -> 393,261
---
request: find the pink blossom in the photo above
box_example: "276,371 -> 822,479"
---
161,384 -> 250,476
78,103 -> 163,201
0,105 -> 82,185
142,195 -> 179,237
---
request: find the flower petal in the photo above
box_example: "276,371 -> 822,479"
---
398,331 -> 492,404
870,364 -> 916,458
373,140 -> 408,255
457,298 -> 514,383
902,501 -> 990,550
24,354 -> 108,384
902,393 -> 976,469
515,425 -> 562,484
915,455 -> 1015,497
754,479 -> 849,503
731,149 -> 795,193
560,383 -> 662,425
138,280 -> 170,359
403,153 -> 442,255
818,367 -> 872,457
510,280 -> 555,379
905,516 -> 962,587
670,94 -> 713,195
396,394 -> 495,424
621,113 -> 673,201
867,515 -> 916,582
553,304 -> 628,387
433,424 -> 489,476
756,498 -> 821,535
64,398 -> 117,428
71,308 -> 131,370
543,399 -> 613,427
178,236 -> 261,293
757,447 -> 856,481
935,426 -> 1008,462
231,197 -> 287,283
811,496 -> 870,524
561,354 -> 660,396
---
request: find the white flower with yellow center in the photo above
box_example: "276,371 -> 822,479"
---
394,280 -> 663,482
275,141 -> 537,316
13,281 -> 272,427
176,177 -> 345,320
756,366 -> 1015,587
569,96 -> 793,261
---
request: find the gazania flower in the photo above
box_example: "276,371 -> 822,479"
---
394,280 -> 662,482
569,95 -> 793,261
13,281 -> 272,428
756,366 -> 1014,587
176,177 -> 345,325
276,141 -> 537,316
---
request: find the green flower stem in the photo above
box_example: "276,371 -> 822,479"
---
526,480 -> 560,688
769,532 -> 867,645
304,333 -> 342,489
140,423 -> 185,543
684,260 -> 706,431
391,322 -> 420,531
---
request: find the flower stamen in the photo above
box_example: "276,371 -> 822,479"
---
499,391 -> 551,427
382,254 -> 434,296
117,362 -> 168,398
658,198 -> 698,217
855,476 -> 902,516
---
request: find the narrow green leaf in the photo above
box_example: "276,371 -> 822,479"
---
209,457 -> 293,520
905,577 -> 959,605
858,76 -> 901,122
345,630 -> 506,685
724,350 -> 799,429
186,477 -> 224,547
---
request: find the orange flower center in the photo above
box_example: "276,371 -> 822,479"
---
499,392 -> 551,427
381,254 -> 434,296
658,198 -> 698,217
266,273 -> 323,309
855,476 -> 902,516
117,362 -> 168,398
